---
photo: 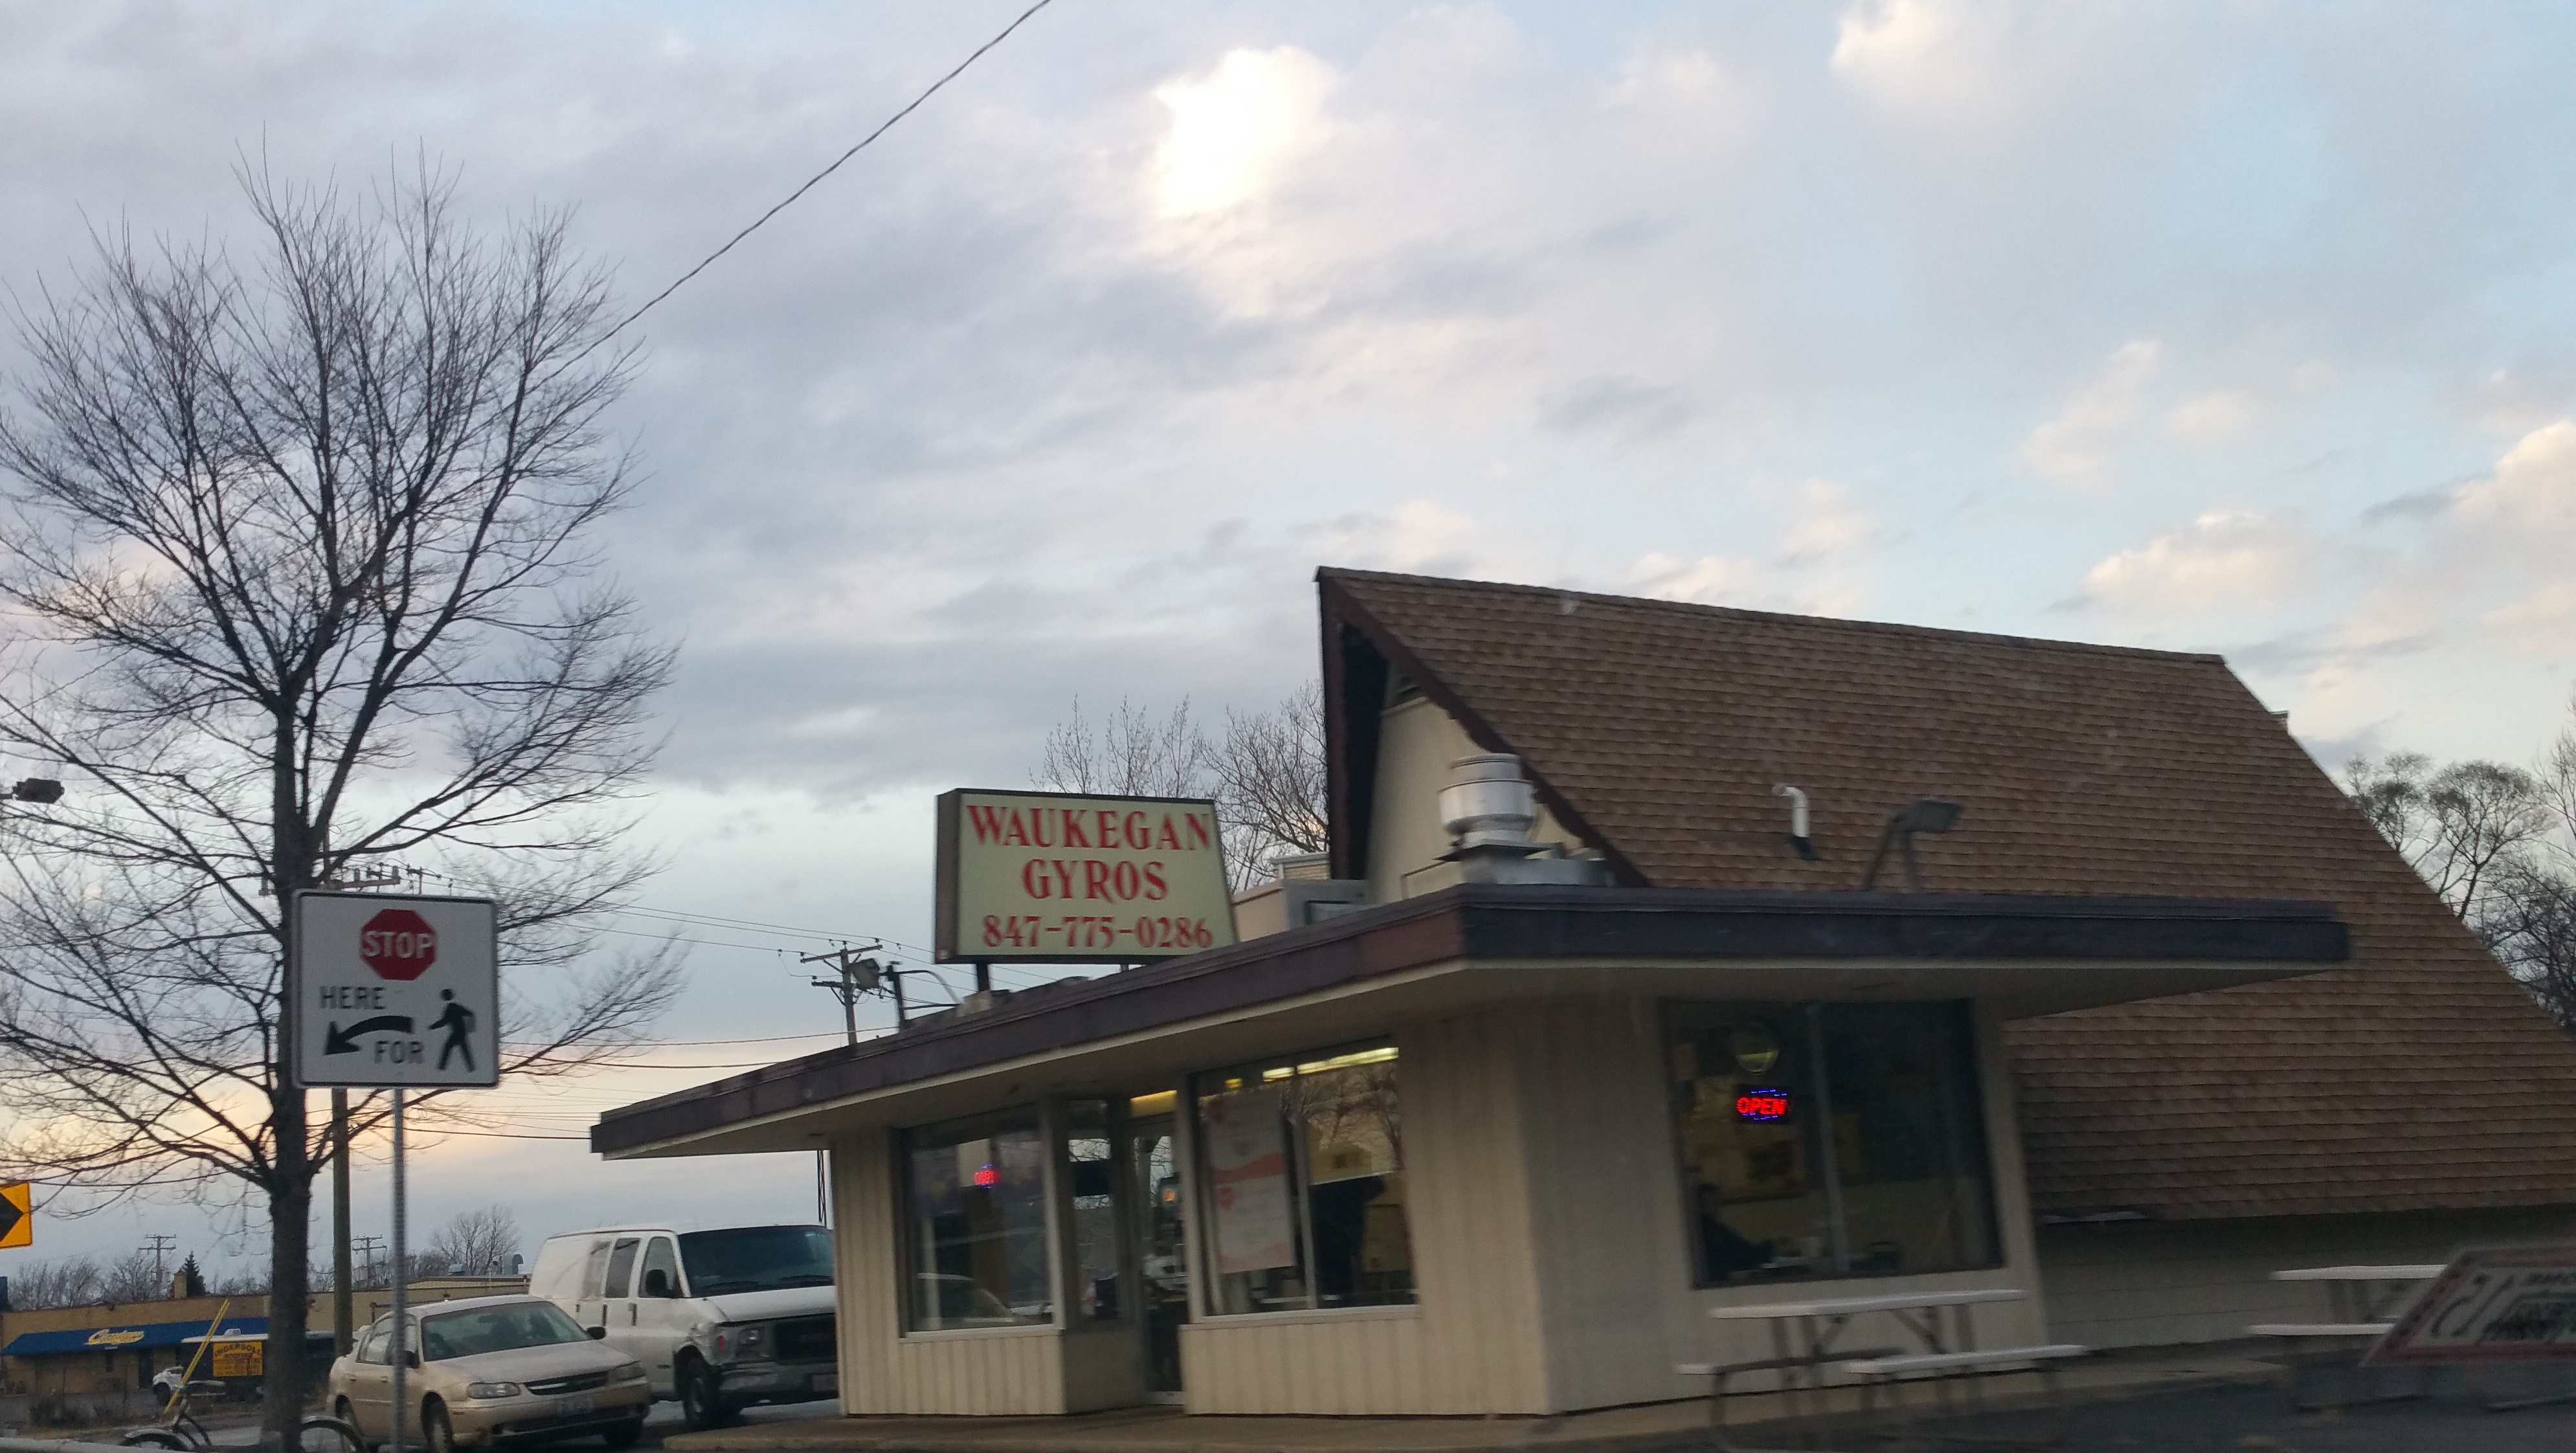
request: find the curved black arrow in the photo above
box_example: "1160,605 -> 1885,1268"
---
325,1015 -> 415,1055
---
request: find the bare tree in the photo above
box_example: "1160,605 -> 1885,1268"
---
98,1248 -> 166,1305
7,1255 -> 105,1309
2349,724 -> 2576,1030
1218,682 -> 1329,864
0,166 -> 676,1444
1035,698 -> 1212,800
1034,687 -> 1330,891
2342,753 -> 2551,923
424,1204 -> 521,1276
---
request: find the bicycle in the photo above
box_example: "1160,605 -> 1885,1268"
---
119,1378 -> 366,1453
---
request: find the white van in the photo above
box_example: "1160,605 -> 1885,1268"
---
526,1224 -> 836,1429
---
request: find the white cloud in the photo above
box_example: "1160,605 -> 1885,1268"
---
1777,478 -> 1873,564
2483,580 -> 2576,656
1151,46 -> 1338,220
2163,390 -> 2258,445
1629,551 -> 1760,604
2021,339 -> 2160,488
2450,417 -> 2576,540
1831,0 -> 1986,98
2072,507 -> 2307,612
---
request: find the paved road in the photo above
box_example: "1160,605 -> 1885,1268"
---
634,1399 -> 837,1448
1909,1381 -> 2576,1453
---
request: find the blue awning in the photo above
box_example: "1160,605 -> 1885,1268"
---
3,1317 -> 267,1357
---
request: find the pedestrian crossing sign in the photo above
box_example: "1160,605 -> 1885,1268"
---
288,892 -> 499,1089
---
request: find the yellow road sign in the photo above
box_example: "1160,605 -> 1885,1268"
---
0,1181 -> 28,1248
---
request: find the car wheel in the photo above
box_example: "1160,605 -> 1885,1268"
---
678,1360 -> 736,1430
599,1419 -> 646,1450
422,1399 -> 460,1453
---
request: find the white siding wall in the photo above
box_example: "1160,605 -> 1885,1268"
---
2040,1205 -> 2576,1348
831,1129 -> 1070,1416
1178,1011 -> 1553,1414
1512,997 -> 2048,1409
1365,696 -> 1585,904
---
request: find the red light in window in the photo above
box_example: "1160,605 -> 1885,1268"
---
973,1164 -> 1000,1188
1734,1088 -> 1791,1122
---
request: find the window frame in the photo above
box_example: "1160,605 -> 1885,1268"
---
1188,1037 -> 1415,1319
895,1104 -> 1058,1335
1664,998 -> 2003,1289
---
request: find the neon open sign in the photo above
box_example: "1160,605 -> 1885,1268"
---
972,1164 -> 1000,1188
1734,1087 -> 1792,1122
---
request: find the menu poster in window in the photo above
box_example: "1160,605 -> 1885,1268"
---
1204,1089 -> 1295,1274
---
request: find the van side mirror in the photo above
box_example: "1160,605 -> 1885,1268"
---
587,1326 -> 606,1340
642,1269 -> 672,1299
403,1351 -> 420,1369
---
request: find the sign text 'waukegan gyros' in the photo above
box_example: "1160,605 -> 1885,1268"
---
935,790 -> 1237,962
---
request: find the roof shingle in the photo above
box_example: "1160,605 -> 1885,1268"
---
1320,566 -> 2576,1221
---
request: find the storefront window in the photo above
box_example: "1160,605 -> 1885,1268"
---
1668,1001 -> 1999,1285
1064,1100 -> 1123,1322
902,1107 -> 1051,1329
1194,1041 -> 1414,1315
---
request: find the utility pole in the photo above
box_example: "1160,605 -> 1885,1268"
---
352,1235 -> 385,1289
141,1234 -> 177,1287
801,944 -> 886,1226
801,944 -> 884,1044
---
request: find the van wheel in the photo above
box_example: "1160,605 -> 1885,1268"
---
678,1360 -> 736,1430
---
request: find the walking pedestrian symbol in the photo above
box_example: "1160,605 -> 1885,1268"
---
431,990 -> 475,1072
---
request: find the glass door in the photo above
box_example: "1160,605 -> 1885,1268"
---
1128,1115 -> 1189,1396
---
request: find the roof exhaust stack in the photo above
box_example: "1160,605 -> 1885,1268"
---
1860,797 -> 1962,892
1439,754 -> 1609,887
1774,784 -> 1818,860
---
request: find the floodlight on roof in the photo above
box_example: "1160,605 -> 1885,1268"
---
1860,797 -> 1962,892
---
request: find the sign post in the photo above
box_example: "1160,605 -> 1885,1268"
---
291,891 -> 498,1452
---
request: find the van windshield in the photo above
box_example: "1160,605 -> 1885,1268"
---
677,1226 -> 834,1295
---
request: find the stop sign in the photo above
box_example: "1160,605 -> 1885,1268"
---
359,908 -> 439,981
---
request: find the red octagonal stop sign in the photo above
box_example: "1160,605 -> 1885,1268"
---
360,908 -> 439,981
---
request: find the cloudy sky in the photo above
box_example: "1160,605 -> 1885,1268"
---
8,0 -> 2576,1276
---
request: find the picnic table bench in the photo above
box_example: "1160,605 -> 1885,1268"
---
1679,1287 -> 2083,1450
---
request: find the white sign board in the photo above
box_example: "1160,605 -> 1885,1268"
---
1202,1088 -> 1296,1274
934,789 -> 1237,963
2368,1247 -> 2576,1364
290,891 -> 499,1089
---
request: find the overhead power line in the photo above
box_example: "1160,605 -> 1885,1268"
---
596,0 -> 1057,346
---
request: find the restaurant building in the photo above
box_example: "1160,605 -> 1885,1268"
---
591,568 -> 2576,1417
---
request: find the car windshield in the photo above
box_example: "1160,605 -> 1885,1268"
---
676,1225 -> 835,1295
418,1303 -> 590,1361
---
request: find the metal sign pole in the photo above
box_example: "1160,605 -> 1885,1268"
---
390,1088 -> 407,1452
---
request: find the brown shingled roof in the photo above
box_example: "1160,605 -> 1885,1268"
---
1319,566 -> 2576,1222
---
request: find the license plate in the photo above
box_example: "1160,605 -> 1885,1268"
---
554,1396 -> 594,1417
812,1373 -> 837,1395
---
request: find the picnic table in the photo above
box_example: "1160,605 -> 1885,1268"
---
2251,1263 -> 2446,1410
2256,1256 -> 2576,1414
1687,1287 -> 2081,1451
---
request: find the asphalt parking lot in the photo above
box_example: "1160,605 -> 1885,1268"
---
1898,1381 -> 2576,1453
